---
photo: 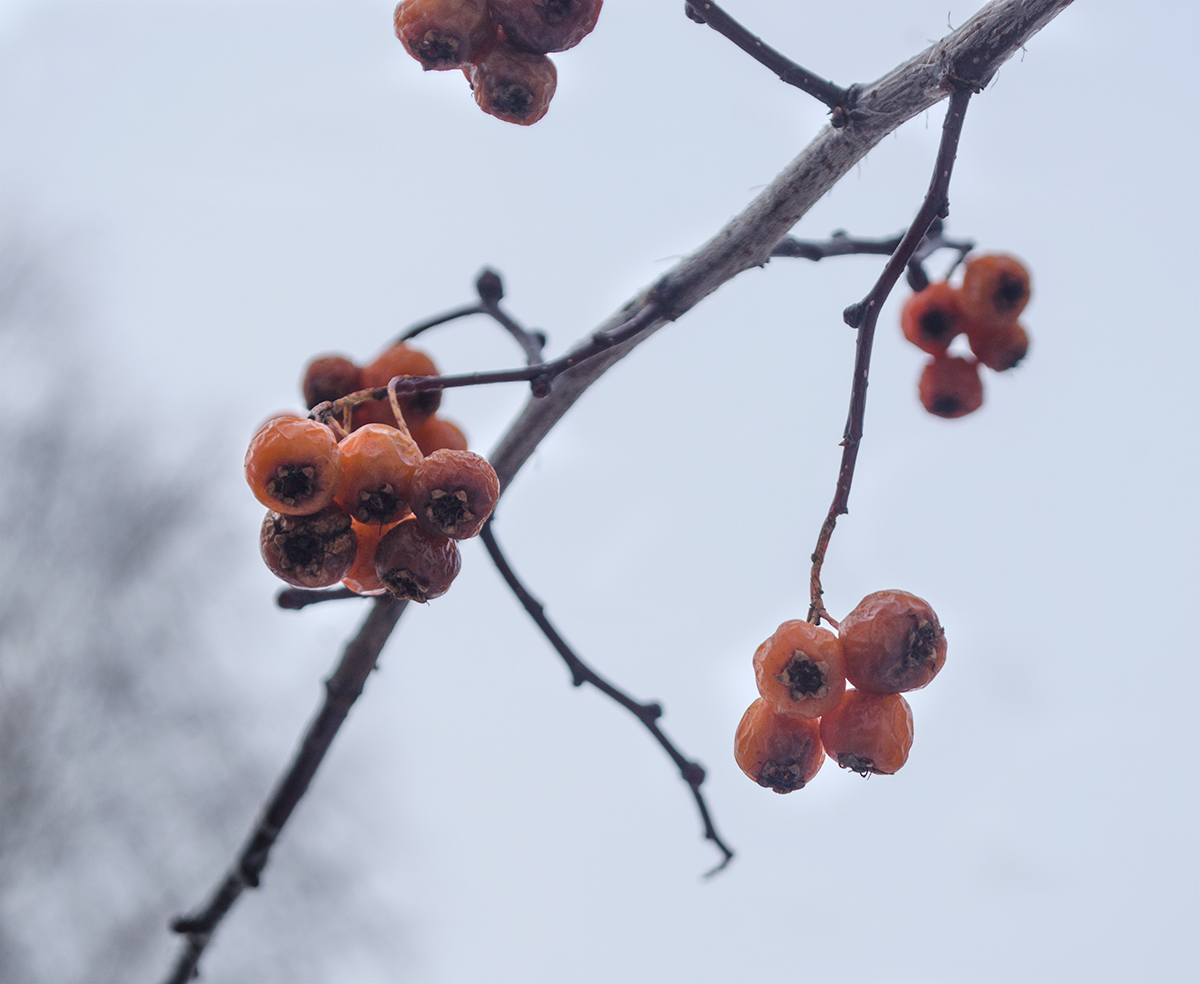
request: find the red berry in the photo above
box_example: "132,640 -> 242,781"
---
820,690 -> 914,776
967,320 -> 1030,372
302,355 -> 362,410
960,253 -> 1031,326
374,516 -> 461,602
468,42 -> 556,125
734,698 -> 824,793
488,0 -> 602,54
918,354 -> 983,418
260,505 -> 357,588
245,416 -> 343,515
839,590 -> 946,695
409,449 -> 500,540
752,619 -> 846,720
358,342 -> 442,429
411,415 -> 469,456
343,518 -> 403,595
900,282 -> 965,356
334,424 -> 423,525
394,0 -> 498,71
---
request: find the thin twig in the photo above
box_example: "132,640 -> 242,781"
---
807,86 -> 973,624
276,586 -> 363,610
480,520 -> 734,875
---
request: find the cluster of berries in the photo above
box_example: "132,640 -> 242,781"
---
393,0 -> 602,125
734,591 -> 946,793
245,342 -> 499,603
902,254 -> 1032,419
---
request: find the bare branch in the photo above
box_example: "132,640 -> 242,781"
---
276,586 -> 363,610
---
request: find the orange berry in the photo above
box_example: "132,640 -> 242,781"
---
359,342 -> 442,429
960,253 -> 1031,326
918,354 -> 983,418
302,355 -> 362,410
752,619 -> 846,720
342,518 -> 403,595
394,0 -> 498,71
409,448 -> 500,540
260,505 -> 357,588
820,690 -> 914,775
334,424 -> 423,525
967,320 -> 1029,372
411,415 -> 469,456
734,698 -> 824,793
374,516 -> 461,602
840,590 -> 946,694
245,416 -> 343,516
489,0 -> 602,54
900,281 -> 965,356
468,42 -> 556,125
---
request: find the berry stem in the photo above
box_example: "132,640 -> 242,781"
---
807,86 -> 973,625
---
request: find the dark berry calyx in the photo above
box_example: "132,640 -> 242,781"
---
355,484 -> 404,524
266,465 -> 318,507
930,395 -> 963,417
380,567 -> 431,604
759,759 -> 809,794
918,308 -> 954,341
775,652 -> 829,702
837,753 -> 880,777
491,83 -> 535,117
994,274 -> 1027,312
904,616 -> 944,669
425,488 -> 474,535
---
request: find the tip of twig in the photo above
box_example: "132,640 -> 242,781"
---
702,848 -> 734,879
476,268 -> 504,304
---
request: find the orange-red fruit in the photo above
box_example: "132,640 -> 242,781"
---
489,0 -> 602,54
734,698 -> 825,794
960,253 -> 1031,326
343,518 -> 403,595
358,342 -> 442,429
820,690 -> 914,776
374,516 -> 461,602
411,415 -> 469,456
409,449 -> 500,539
302,355 -> 362,410
335,424 -> 424,525
260,505 -> 357,588
918,354 -> 983,418
468,42 -> 556,125
967,320 -> 1030,372
245,416 -> 343,515
840,590 -> 946,694
752,619 -> 846,720
394,0 -> 498,71
900,282 -> 965,356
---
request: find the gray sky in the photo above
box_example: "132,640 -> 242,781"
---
2,2 -> 1198,981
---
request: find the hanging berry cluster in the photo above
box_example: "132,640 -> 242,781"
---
246,342 -> 498,603
734,590 -> 946,792
902,253 -> 1032,418
393,0 -> 603,125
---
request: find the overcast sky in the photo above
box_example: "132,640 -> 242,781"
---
2,2 -> 1198,982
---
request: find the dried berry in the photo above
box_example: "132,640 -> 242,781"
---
488,0 -> 602,54
411,415 -> 469,456
358,342 -> 442,428
752,619 -> 846,720
960,253 -> 1031,326
900,281 -> 965,356
468,42 -> 557,126
967,320 -> 1030,372
734,698 -> 824,794
820,690 -> 914,776
394,0 -> 498,71
840,590 -> 946,694
245,416 -> 343,515
374,516 -> 461,602
302,355 -> 362,410
343,518 -> 403,595
918,354 -> 983,418
335,424 -> 423,525
260,505 -> 357,588
409,449 -> 500,540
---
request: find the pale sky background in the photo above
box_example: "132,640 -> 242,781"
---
2,2 -> 1198,982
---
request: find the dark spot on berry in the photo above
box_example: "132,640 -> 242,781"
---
425,489 -> 473,535
759,759 -> 809,793
931,395 -> 962,417
775,652 -> 828,701
418,33 -> 460,68
993,274 -> 1027,312
267,465 -> 317,506
837,753 -> 879,777
492,84 -> 534,117
381,568 -> 430,604
905,615 -> 944,668
540,0 -> 573,24
356,485 -> 404,524
918,308 -> 954,341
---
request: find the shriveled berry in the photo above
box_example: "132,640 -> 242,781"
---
302,355 -> 362,410
900,281 -> 965,356
489,0 -> 602,54
918,354 -> 983,418
260,505 -> 357,588
343,518 -> 403,595
245,416 -> 343,515
752,619 -> 846,720
335,424 -> 423,525
820,690 -> 914,776
409,449 -> 500,539
374,516 -> 461,602
960,253 -> 1031,325
411,415 -> 469,456
967,320 -> 1030,372
734,698 -> 824,794
394,0 -> 498,71
359,342 -> 442,429
840,590 -> 946,694
468,43 -> 556,126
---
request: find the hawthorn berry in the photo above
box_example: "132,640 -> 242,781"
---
468,42 -> 557,126
918,354 -> 983,418
960,253 -> 1031,326
342,518 -> 403,595
900,281 -> 965,356
840,590 -> 946,694
752,619 -> 846,720
334,424 -> 423,525
489,0 -> 603,54
734,698 -> 825,794
820,690 -> 914,776
374,516 -> 461,603
359,342 -> 442,429
411,415 -> 469,456
967,320 -> 1030,372
394,0 -> 498,71
260,505 -> 357,589
409,449 -> 500,540
302,355 -> 362,410
245,416 -> 343,515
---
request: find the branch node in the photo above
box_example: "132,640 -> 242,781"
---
530,373 -> 553,398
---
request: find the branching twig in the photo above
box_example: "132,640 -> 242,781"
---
480,520 -> 734,875
807,86 -> 973,624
